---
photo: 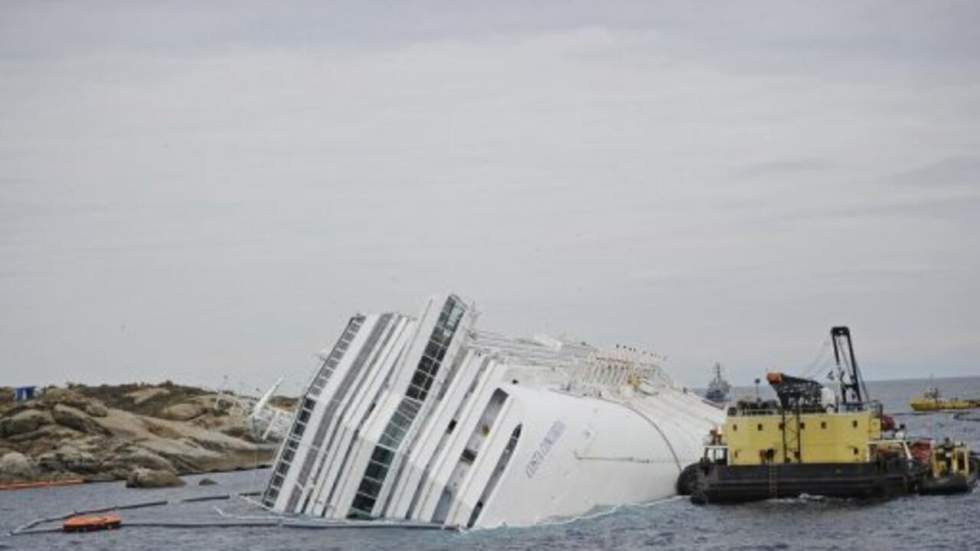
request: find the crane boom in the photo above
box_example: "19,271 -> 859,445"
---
831,326 -> 869,407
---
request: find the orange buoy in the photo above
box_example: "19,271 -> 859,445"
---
63,514 -> 122,533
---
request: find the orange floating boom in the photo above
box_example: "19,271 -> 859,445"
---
0,479 -> 85,491
63,514 -> 122,533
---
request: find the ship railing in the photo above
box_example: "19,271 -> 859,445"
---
868,438 -> 914,462
466,330 -> 676,392
729,410 -> 781,417
467,330 -> 595,367
839,401 -> 881,413
727,402 -> 782,416
562,359 -> 671,394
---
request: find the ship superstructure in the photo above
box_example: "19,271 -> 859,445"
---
262,293 -> 723,528
705,363 -> 731,403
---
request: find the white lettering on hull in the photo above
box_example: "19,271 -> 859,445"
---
525,420 -> 566,478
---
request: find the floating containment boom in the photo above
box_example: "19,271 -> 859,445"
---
262,293 -> 723,528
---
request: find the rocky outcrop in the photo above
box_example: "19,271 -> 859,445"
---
0,451 -> 37,481
0,409 -> 52,437
37,445 -> 100,474
161,402 -> 207,421
126,467 -> 185,488
84,402 -> 108,418
4,424 -> 81,445
105,446 -> 176,473
0,383 -> 290,485
126,387 -> 171,405
52,404 -> 109,435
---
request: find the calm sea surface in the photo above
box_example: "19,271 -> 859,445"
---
2,377 -> 978,550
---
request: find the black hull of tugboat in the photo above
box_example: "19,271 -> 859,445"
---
918,472 -> 977,495
692,462 -> 920,504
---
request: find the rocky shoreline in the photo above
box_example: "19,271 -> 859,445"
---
0,382 -> 293,488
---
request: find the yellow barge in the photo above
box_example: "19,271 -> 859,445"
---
690,327 -> 977,504
909,387 -> 980,412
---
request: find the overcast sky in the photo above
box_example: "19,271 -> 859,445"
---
2,1 -> 979,394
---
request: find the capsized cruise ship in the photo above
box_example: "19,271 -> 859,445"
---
261,293 -> 723,528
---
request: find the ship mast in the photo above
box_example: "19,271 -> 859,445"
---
830,326 -> 869,408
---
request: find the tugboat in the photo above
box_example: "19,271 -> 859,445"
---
705,363 -> 732,404
691,327 -> 975,504
909,386 -> 980,412
914,438 -> 978,494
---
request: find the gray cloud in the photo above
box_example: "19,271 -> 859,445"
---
733,158 -> 834,179
890,156 -> 980,189
777,191 -> 980,222
1,2 -> 979,394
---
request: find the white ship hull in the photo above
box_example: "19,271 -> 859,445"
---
262,294 -> 722,528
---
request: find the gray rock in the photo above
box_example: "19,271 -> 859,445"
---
107,447 -> 176,473
40,388 -> 89,408
197,477 -> 218,486
160,402 -> 207,421
84,402 -> 108,418
0,451 -> 38,481
40,388 -> 109,418
51,404 -> 107,435
38,445 -> 100,474
0,409 -> 52,437
5,423 -> 80,443
125,467 -> 185,488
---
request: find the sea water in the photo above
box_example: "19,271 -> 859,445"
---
2,377 -> 978,550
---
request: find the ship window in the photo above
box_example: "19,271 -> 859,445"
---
407,386 -> 423,401
350,495 -> 374,516
821,421 -> 827,429
371,447 -> 394,465
852,420 -> 858,428
853,448 -> 859,455
359,478 -> 382,498
800,422 -> 806,430
365,460 -> 385,480
732,424 -> 738,432
757,424 -> 763,431
778,422 -> 784,430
